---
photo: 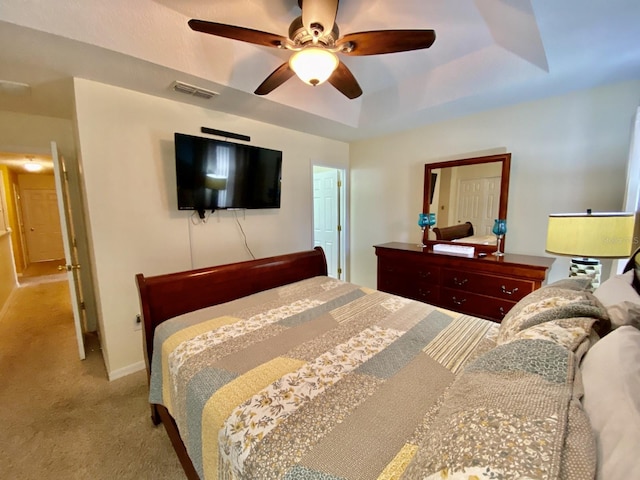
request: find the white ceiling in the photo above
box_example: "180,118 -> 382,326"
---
0,0 -> 639,153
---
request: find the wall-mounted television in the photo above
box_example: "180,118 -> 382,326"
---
174,133 -> 282,217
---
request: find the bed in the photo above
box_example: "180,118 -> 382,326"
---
136,246 -> 640,479
432,222 -> 474,241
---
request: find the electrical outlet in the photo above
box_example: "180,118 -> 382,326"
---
134,314 -> 142,331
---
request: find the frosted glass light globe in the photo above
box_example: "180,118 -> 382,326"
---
289,47 -> 339,86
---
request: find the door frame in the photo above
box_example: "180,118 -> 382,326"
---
311,163 -> 348,281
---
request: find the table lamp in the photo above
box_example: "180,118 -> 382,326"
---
546,210 -> 635,288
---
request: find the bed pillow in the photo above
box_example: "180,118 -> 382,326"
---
593,270 -> 640,329
581,326 -> 640,480
497,278 -> 609,345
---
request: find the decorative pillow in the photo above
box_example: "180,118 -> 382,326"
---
497,279 -> 610,345
593,270 -> 640,328
508,317 -> 595,352
594,270 -> 638,304
581,326 -> 640,480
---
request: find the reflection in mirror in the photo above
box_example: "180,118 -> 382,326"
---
422,153 -> 511,253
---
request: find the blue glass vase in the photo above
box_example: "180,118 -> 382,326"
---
418,213 -> 436,247
492,219 -> 507,256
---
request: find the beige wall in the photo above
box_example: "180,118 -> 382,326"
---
72,79 -> 350,378
0,111 -> 76,160
350,80 -> 640,288
0,170 -> 16,308
0,232 -> 17,309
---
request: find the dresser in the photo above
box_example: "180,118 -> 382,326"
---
374,242 -> 554,323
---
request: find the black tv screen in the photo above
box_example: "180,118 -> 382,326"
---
174,133 -> 282,216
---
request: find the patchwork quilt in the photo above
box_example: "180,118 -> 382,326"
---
149,276 -> 596,480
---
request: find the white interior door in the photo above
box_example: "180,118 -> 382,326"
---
456,176 -> 500,235
313,168 -> 341,278
51,142 -> 85,360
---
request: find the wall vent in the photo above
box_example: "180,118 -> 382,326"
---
171,81 -> 218,100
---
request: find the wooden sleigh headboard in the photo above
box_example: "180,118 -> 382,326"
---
135,247 -> 328,377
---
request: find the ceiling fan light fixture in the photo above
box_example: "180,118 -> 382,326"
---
289,47 -> 338,86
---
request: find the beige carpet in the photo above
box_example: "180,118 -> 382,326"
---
0,280 -> 186,479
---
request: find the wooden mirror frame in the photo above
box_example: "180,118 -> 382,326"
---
422,153 -> 511,254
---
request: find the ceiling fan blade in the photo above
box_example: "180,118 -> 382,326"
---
327,61 -> 362,99
188,19 -> 288,48
337,30 -> 436,56
254,63 -> 296,96
300,0 -> 339,39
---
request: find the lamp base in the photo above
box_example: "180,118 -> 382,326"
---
569,257 -> 601,289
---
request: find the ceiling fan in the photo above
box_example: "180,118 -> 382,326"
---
188,0 -> 436,99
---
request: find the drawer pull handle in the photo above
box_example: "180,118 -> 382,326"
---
453,277 -> 468,286
498,306 -> 506,317
452,296 -> 466,306
500,285 -> 519,295
419,271 -> 431,278
418,288 -> 431,297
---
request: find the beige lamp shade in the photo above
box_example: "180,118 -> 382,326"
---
546,212 -> 636,258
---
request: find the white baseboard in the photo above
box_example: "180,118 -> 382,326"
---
108,360 -> 146,381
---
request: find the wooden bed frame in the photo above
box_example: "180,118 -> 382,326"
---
135,247 -> 328,479
433,221 -> 474,241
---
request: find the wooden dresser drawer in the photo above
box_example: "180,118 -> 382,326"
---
379,257 -> 440,283
378,275 -> 413,299
411,284 -> 440,303
441,268 -> 533,302
378,266 -> 440,303
440,288 -> 515,322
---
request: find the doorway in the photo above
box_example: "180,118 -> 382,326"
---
0,164 -> 65,280
312,165 -> 347,280
0,149 -> 99,361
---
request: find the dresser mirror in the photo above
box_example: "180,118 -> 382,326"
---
422,153 -> 511,254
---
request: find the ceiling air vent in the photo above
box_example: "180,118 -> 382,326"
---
171,81 -> 218,100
